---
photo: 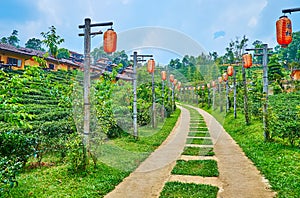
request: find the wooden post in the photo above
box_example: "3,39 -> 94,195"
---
262,44 -> 269,141
233,68 -> 237,119
83,18 -> 91,165
133,52 -> 138,139
242,66 -> 250,124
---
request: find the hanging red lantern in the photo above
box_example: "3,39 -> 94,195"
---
169,74 -> 174,82
103,28 -> 117,54
227,66 -> 234,76
147,59 -> 155,73
161,71 -> 166,80
242,53 -> 252,68
218,76 -> 222,83
276,15 -> 292,48
223,72 -> 228,81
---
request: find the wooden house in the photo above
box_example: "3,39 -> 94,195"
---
0,43 -> 81,71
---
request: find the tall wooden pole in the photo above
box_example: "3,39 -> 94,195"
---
233,69 -> 237,119
242,66 -> 250,124
83,18 -> 91,156
151,71 -> 156,128
161,79 -> 165,119
225,80 -> 229,113
133,52 -> 138,139
262,44 -> 269,141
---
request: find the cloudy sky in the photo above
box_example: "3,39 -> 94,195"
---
1,0 -> 300,63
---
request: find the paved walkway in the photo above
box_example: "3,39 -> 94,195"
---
187,105 -> 276,198
105,106 -> 190,198
105,105 -> 276,198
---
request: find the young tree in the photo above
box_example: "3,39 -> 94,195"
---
41,26 -> 64,58
57,48 -> 70,59
1,30 -> 20,47
25,38 -> 45,51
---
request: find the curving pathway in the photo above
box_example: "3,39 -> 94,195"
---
105,105 -> 276,198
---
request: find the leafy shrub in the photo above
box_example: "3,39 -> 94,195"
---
0,131 -> 36,166
0,157 -> 22,195
0,131 -> 36,194
66,133 -> 86,172
269,92 -> 300,146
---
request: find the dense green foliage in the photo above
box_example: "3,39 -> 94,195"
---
269,92 -> 300,146
25,38 -> 45,52
0,67 -> 76,194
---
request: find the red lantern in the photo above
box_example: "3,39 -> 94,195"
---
169,74 -> 174,82
218,76 -> 222,83
103,28 -> 117,53
276,16 -> 292,48
223,73 -> 228,81
147,59 -> 155,73
242,53 -> 252,68
227,66 -> 234,76
161,71 -> 166,80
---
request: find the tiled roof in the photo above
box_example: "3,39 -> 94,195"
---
0,43 -> 78,66
0,43 -> 133,81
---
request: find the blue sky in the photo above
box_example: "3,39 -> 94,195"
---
1,0 -> 300,63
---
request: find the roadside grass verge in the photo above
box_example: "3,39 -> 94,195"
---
222,112 -> 300,198
160,182 -> 219,198
182,147 -> 215,156
8,109 -> 181,197
171,160 -> 219,177
112,109 -> 181,152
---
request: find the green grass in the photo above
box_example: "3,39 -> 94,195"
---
222,112 -> 300,198
8,162 -> 129,198
182,147 -> 215,156
160,182 -> 219,198
7,109 -> 181,197
188,132 -> 209,137
189,127 -> 208,131
190,123 -> 207,127
113,109 -> 181,153
171,160 -> 219,177
186,138 -> 213,145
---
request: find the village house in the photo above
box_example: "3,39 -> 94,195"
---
0,43 -> 133,81
0,43 -> 81,71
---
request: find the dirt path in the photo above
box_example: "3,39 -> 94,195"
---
105,105 -> 276,198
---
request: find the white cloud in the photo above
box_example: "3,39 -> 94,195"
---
248,17 -> 258,28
